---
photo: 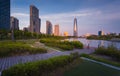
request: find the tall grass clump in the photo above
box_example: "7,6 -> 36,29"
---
0,41 -> 47,57
94,45 -> 120,61
40,38 -> 83,51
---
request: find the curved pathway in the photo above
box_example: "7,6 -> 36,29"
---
0,48 -> 94,76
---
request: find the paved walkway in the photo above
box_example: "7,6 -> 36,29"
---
0,48 -> 94,76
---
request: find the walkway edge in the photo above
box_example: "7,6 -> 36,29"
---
81,57 -> 120,71
0,72 -> 1,76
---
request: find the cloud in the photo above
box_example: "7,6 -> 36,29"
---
11,13 -> 29,17
11,8 -> 120,35
40,10 -> 93,19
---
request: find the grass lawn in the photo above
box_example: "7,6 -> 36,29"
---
64,60 -> 120,76
0,40 -> 47,57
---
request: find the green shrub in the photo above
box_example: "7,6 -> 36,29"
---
71,41 -> 83,49
2,55 -> 77,76
70,52 -> 80,59
40,38 -> 83,51
57,44 -> 74,50
0,41 -> 47,57
94,46 -> 120,61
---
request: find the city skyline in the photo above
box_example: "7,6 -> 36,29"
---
11,0 -> 120,36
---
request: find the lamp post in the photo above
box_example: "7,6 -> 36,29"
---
11,26 -> 14,41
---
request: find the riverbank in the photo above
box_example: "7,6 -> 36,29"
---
40,38 -> 83,51
110,38 -> 120,42
69,38 -> 120,50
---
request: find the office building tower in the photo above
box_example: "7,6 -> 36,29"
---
10,16 -> 19,30
30,5 -> 41,33
54,24 -> 59,36
0,0 -> 10,30
23,27 -> 29,32
98,30 -> 104,36
46,21 -> 52,35
73,18 -> 78,37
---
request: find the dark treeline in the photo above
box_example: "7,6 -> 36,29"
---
0,30 -> 63,40
87,34 -> 120,40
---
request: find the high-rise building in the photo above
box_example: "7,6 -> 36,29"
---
46,21 -> 52,35
54,24 -> 59,36
23,27 -> 29,32
73,18 -> 78,37
0,0 -> 10,30
98,30 -> 104,36
30,5 -> 41,33
10,16 -> 19,30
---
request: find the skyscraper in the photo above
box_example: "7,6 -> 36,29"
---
73,18 -> 78,37
98,30 -> 104,36
54,24 -> 59,36
10,16 -> 19,30
30,5 -> 41,33
46,21 -> 52,35
0,0 -> 10,30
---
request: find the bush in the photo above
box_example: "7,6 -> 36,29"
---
2,55 -> 77,76
71,41 -> 83,49
0,41 -> 47,57
94,46 -> 120,61
40,38 -> 83,51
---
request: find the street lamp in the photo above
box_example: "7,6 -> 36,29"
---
11,26 -> 14,41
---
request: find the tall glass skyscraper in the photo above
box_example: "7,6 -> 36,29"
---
30,5 -> 41,33
54,24 -> 59,36
0,0 -> 10,30
10,16 -> 19,30
73,18 -> 78,37
46,21 -> 52,35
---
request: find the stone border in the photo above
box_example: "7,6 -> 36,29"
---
81,57 -> 120,70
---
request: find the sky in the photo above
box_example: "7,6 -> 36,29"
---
11,0 -> 120,36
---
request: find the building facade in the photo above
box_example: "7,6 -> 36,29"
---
98,31 -> 104,36
73,18 -> 78,37
46,21 -> 52,35
30,5 -> 41,33
23,27 -> 29,32
0,0 -> 10,30
54,24 -> 59,36
10,16 -> 19,30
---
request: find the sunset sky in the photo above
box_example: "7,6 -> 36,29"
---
11,0 -> 120,36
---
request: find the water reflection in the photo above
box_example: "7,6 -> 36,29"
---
69,38 -> 120,50
73,38 -> 78,41
98,40 -> 104,47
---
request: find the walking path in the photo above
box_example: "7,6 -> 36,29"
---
0,41 -> 120,76
0,48 -> 94,76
